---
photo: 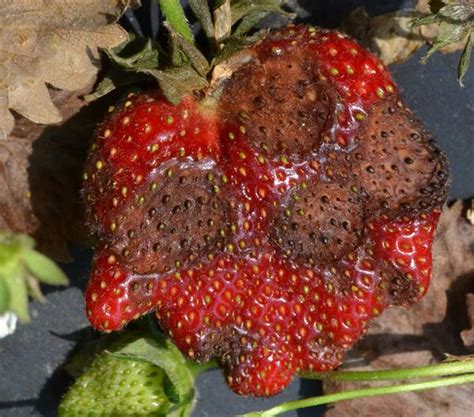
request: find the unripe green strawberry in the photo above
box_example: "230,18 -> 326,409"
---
59,352 -> 169,417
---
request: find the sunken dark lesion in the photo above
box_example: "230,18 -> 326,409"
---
106,162 -> 231,275
272,95 -> 449,272
272,182 -> 364,263
219,48 -> 337,161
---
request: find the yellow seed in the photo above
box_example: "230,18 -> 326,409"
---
104,129 -> 111,138
96,160 -> 104,170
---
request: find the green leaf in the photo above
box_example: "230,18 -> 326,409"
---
143,66 -> 208,104
165,22 -> 210,76
158,0 -> 194,44
0,276 -> 10,314
458,31 -> 473,86
411,13 -> 440,27
422,21 -> 471,62
3,263 -> 30,322
189,0 -> 215,40
25,274 -> 46,303
0,232 -> 33,266
22,249 -> 68,286
439,4 -> 474,22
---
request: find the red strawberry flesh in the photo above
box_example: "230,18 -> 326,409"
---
83,25 -> 449,396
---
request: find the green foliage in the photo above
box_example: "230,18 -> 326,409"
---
87,0 -> 290,104
412,0 -> 473,86
0,232 -> 67,322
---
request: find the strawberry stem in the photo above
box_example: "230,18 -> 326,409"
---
188,359 -> 219,378
239,374 -> 474,417
157,0 -> 194,44
301,358 -> 474,382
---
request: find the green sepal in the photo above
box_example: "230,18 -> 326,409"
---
188,0 -> 215,40
85,67 -> 150,101
104,35 -> 161,70
231,0 -> 289,26
212,31 -> 267,65
165,22 -> 210,76
22,249 -> 68,286
143,66 -> 209,104
234,9 -> 273,36
111,336 -> 195,416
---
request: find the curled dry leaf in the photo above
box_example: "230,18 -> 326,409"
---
0,0 -> 137,139
0,87 -> 117,261
342,7 -> 426,66
325,200 -> 474,417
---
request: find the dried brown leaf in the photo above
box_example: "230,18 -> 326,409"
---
325,200 -> 474,417
342,8 -> 426,65
0,87 -> 118,261
0,0 -> 136,139
461,294 -> 474,349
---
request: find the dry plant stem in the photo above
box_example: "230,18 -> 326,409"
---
241,374 -> 474,417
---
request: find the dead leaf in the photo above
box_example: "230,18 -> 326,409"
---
324,200 -> 474,417
0,86 -> 122,261
461,294 -> 474,349
0,0 -> 138,139
342,8 -> 426,66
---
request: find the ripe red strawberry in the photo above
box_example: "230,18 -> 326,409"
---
83,25 -> 449,396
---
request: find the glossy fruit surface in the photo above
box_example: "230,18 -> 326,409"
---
83,25 -> 448,396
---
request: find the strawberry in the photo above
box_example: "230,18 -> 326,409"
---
83,25 -> 449,396
59,351 -> 170,416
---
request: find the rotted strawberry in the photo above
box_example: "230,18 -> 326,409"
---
83,25 -> 448,396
